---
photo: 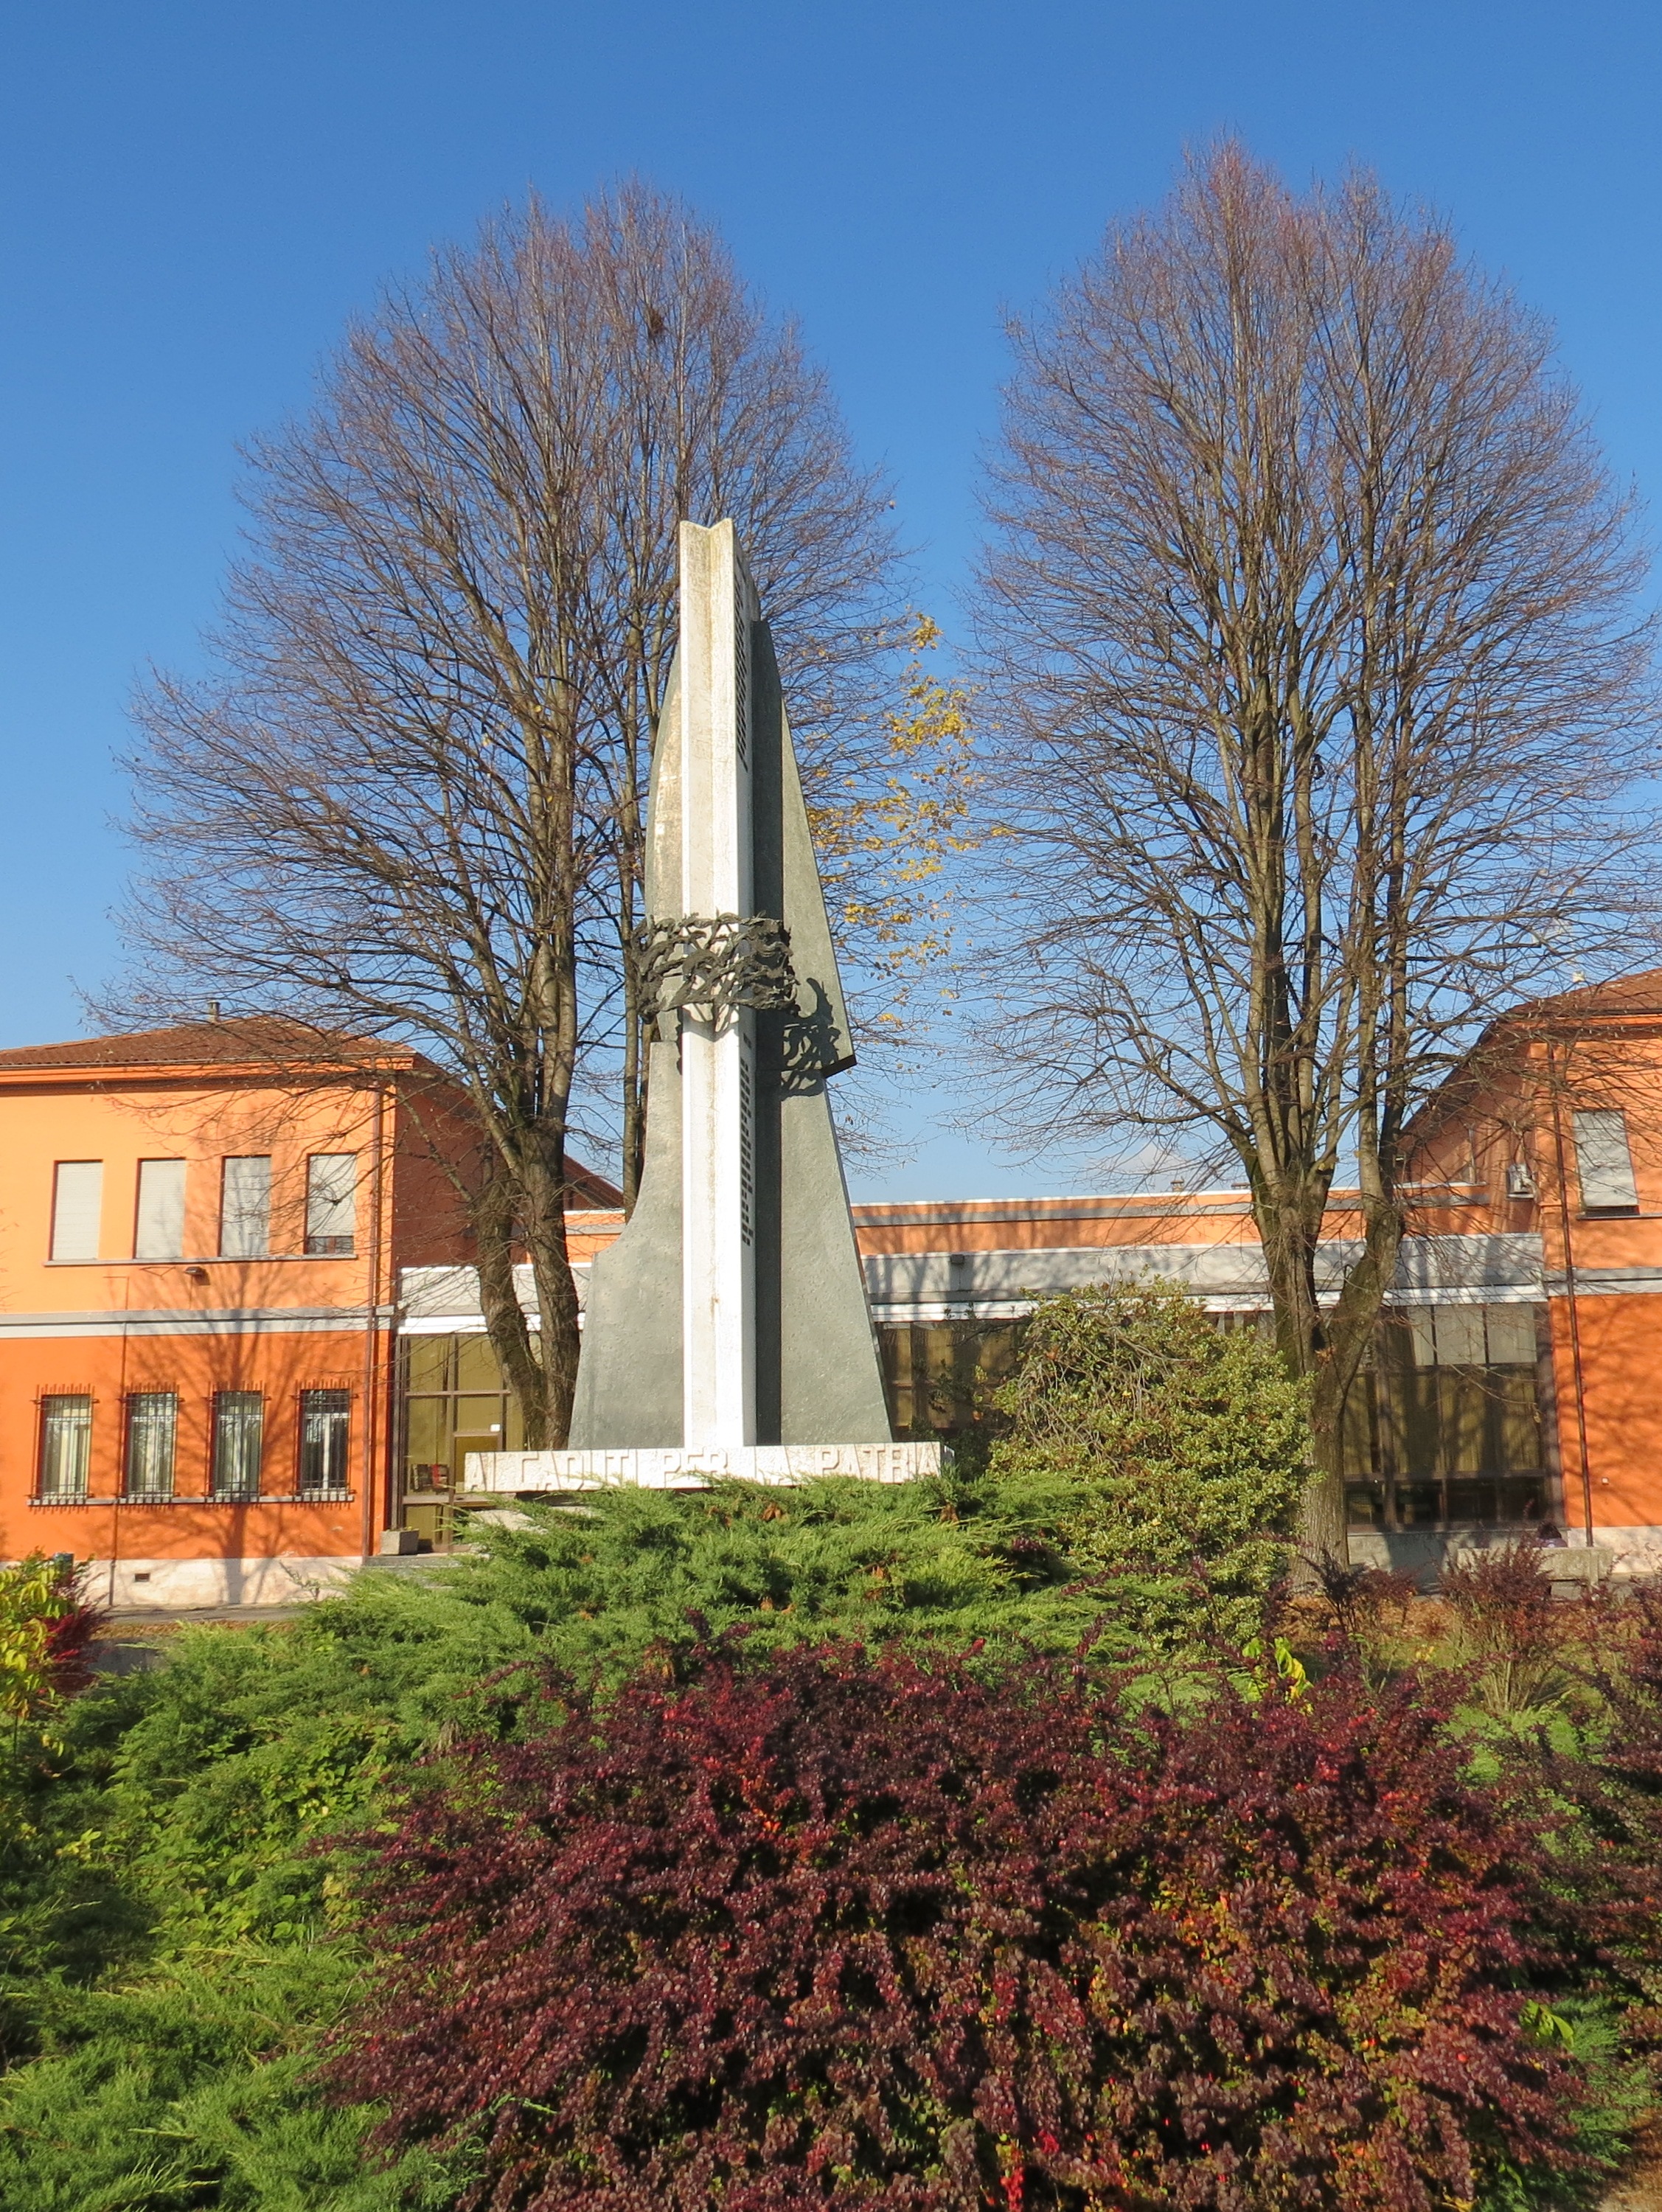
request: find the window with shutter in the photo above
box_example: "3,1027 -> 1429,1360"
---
305,1154 -> 357,1256
50,1162 -> 102,1261
220,1157 -> 271,1257
134,1160 -> 187,1260
1574,1110 -> 1639,1211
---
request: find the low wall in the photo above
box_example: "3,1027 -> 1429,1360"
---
1347,1527 -> 1649,1588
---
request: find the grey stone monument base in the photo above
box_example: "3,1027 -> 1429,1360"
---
465,1442 -> 947,1495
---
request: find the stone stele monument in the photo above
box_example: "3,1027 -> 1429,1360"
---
469,520 -> 944,1495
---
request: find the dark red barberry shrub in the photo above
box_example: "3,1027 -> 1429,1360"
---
331,1641 -> 1586,2212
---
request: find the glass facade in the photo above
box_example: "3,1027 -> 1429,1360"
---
880,1304 -> 1554,1534
1341,1304 -> 1551,1533
397,1302 -> 1557,1537
400,1334 -> 525,1495
877,1320 -> 1026,1441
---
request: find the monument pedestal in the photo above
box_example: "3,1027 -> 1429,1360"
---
465,1441 -> 947,1495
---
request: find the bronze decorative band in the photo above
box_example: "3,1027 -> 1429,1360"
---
635,913 -> 797,1018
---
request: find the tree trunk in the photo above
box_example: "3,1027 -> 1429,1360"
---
1255,1183 -> 1350,1565
521,1137 -> 582,1448
1306,1194 -> 1404,1562
474,1168 -> 550,1447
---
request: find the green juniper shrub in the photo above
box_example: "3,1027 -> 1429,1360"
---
436,1470 -> 1103,1673
0,1961 -> 461,2212
987,1282 -> 1312,1645
0,1618 -> 467,2209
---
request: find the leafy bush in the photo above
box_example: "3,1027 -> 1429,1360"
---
333,1636 -> 1593,2212
1442,1545 -> 1577,1722
990,1284 -> 1311,1641
0,1554 -> 102,1756
1302,1557 -> 1662,2208
1300,1558 -> 1422,1693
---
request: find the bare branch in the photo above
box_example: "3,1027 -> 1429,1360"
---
114,184 -> 905,1444
974,145 -> 1660,1550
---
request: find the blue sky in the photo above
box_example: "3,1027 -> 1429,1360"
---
1,0 -> 1659,1197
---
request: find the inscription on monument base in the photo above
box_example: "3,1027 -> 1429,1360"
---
464,1442 -> 947,1494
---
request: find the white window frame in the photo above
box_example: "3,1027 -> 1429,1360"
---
305,1154 -> 357,1256
123,1391 -> 178,1500
219,1156 -> 271,1259
211,1390 -> 264,1500
50,1161 -> 102,1262
299,1388 -> 352,1495
1573,1109 -> 1639,1211
134,1159 -> 187,1261
38,1394 -> 92,1499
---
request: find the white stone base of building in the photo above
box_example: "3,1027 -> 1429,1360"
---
466,1442 -> 946,1494
1347,1526 -> 1662,1587
1584,1526 -> 1662,1577
82,1554 -> 361,1612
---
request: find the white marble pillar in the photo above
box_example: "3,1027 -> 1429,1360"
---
677,520 -> 759,1447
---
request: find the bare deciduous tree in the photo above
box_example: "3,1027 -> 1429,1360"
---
119,184 -> 914,1447
975,146 -> 1658,1552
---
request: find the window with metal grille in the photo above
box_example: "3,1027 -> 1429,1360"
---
305,1154 -> 356,1256
211,1391 -> 263,1500
299,1389 -> 351,1495
123,1392 -> 177,1500
219,1157 -> 271,1258
38,1395 -> 91,1499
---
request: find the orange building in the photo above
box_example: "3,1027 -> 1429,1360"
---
12,976 -> 1662,1602
406,972 -> 1662,1582
0,1018 -> 622,1607
1394,970 -> 1662,1574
